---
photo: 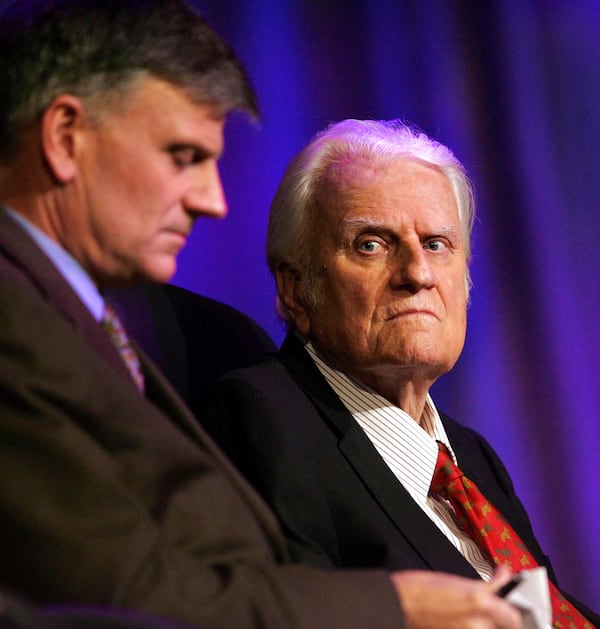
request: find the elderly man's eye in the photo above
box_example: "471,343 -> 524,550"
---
358,240 -> 382,253
425,239 -> 447,252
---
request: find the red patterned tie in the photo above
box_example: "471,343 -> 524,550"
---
101,303 -> 145,393
431,443 -> 595,629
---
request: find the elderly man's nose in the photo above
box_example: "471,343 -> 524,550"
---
392,246 -> 434,289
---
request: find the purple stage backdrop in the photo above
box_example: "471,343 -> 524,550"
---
173,1 -> 600,610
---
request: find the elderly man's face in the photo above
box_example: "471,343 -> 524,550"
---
294,157 -> 468,388
63,76 -> 227,286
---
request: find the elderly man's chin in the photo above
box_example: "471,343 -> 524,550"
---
376,331 -> 463,374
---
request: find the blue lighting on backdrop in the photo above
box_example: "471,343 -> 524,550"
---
173,1 -> 600,610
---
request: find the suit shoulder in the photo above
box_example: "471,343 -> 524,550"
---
439,411 -> 491,448
211,354 -> 293,391
162,284 -> 276,351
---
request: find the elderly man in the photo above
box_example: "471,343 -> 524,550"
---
201,119 -> 599,628
0,2 -> 525,629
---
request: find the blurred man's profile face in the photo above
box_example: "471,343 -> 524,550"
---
67,76 -> 228,286
297,157 -> 468,391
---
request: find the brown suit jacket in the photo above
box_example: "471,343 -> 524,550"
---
0,210 -> 402,629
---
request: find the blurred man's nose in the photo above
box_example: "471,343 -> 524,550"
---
183,160 -> 228,219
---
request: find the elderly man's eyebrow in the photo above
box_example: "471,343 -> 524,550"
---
335,217 -> 388,244
429,226 -> 461,240
338,218 -> 460,238
337,217 -> 387,234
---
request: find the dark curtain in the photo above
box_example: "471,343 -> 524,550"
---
174,0 -> 600,610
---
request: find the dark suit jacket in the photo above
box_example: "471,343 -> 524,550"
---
105,283 -> 276,419
0,211 -> 403,629
201,332 -> 600,625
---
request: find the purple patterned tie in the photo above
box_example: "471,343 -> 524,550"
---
101,303 -> 145,392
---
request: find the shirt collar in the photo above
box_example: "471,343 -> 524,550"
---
304,340 -> 456,505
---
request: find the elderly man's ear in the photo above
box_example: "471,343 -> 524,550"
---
276,264 -> 311,335
41,94 -> 87,183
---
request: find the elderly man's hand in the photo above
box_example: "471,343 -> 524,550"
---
391,564 -> 523,629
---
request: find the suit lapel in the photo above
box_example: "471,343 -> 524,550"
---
140,347 -> 215,446
0,210 -> 289,562
139,346 -> 289,560
278,333 -> 480,577
0,210 -> 131,379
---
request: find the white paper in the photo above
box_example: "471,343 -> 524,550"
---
505,567 -> 552,629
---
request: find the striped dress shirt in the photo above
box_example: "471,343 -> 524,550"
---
305,341 -> 495,580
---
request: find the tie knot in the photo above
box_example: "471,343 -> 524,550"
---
430,442 -> 463,496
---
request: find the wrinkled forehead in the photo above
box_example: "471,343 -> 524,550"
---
318,152 -> 449,191
312,155 -> 452,222
317,153 -> 384,193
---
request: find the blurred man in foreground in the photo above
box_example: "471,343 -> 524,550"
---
0,2 -> 523,627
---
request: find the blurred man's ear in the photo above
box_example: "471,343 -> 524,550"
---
275,263 -> 311,335
41,94 -> 86,183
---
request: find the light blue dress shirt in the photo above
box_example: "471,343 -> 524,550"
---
4,207 -> 104,321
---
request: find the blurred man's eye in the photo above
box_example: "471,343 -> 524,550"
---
170,147 -> 198,168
